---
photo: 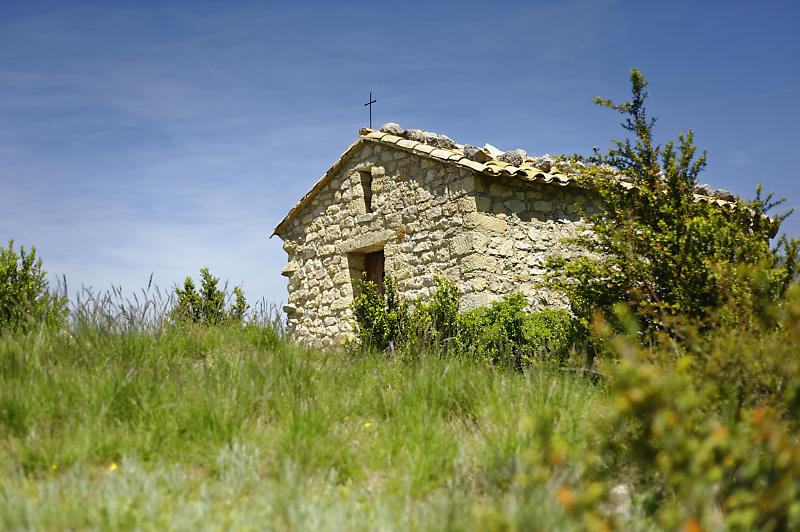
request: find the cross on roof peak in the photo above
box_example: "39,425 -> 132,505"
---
364,92 -> 377,129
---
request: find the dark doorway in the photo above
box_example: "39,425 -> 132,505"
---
365,250 -> 385,292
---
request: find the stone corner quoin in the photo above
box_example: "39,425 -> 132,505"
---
273,126 -> 595,349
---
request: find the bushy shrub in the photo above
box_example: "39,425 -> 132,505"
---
458,296 -> 580,365
170,268 -> 249,326
0,240 -> 67,334
498,299 -> 800,530
351,273 -> 409,350
588,352 -> 800,530
408,275 -> 461,346
351,275 -> 581,363
547,68 -> 799,336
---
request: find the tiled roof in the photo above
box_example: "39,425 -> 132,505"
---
358,128 -> 577,186
271,127 -> 741,238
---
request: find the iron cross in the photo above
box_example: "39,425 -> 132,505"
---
364,92 -> 377,129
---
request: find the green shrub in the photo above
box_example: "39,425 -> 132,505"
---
590,354 -> 800,531
410,276 -> 461,346
351,273 -> 410,351
526,309 -> 584,363
458,296 -> 579,365
0,240 -> 67,334
458,294 -> 530,364
499,297 -> 800,530
170,268 -> 249,326
547,68 -> 799,336
351,275 -> 582,363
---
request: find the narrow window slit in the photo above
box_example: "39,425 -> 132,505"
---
360,171 -> 373,213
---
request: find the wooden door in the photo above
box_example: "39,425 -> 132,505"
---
365,251 -> 385,292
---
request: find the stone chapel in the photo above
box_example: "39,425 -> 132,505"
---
272,123 -> 737,347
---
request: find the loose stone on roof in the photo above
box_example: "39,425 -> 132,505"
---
464,144 -> 492,163
379,122 -> 404,136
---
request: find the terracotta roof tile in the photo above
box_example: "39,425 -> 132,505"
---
459,159 -> 487,172
412,144 -> 436,155
429,148 -> 454,160
381,134 -> 403,144
396,139 -> 419,150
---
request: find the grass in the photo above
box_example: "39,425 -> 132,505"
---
0,309 -> 605,530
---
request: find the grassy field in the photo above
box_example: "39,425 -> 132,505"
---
0,315 -> 606,531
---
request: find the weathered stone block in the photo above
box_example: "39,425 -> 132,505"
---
461,254 -> 498,273
330,298 -> 350,311
385,212 -> 402,228
281,261 -> 299,277
427,206 -> 442,220
458,196 -> 477,213
333,270 -> 350,285
489,237 -> 514,257
460,292 -> 498,311
471,277 -> 487,291
464,212 -> 508,233
415,187 -> 432,203
448,175 -> 477,196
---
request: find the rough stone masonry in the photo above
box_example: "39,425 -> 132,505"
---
271,123 -> 736,348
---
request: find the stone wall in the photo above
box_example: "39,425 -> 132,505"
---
277,140 -> 594,348
454,175 -> 595,312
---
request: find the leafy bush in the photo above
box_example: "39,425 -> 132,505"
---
458,296 -> 580,365
408,275 -> 461,346
588,347 -> 800,530
351,273 -> 409,351
351,275 -> 581,363
170,268 -> 249,326
494,298 -> 800,531
0,240 -> 67,334
547,68 -> 799,336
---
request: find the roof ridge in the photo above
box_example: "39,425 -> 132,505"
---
368,124 -> 745,204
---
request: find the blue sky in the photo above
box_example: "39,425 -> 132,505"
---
2,0 -> 799,307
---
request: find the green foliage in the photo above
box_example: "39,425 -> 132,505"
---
457,296 -> 578,365
459,294 -> 529,364
351,275 -> 581,363
230,286 -> 249,323
351,273 -> 409,350
408,275 -> 461,345
0,240 -> 67,334
170,267 -> 249,326
527,308 -> 584,363
586,335 -> 800,530
490,294 -> 800,531
547,68 -> 799,334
